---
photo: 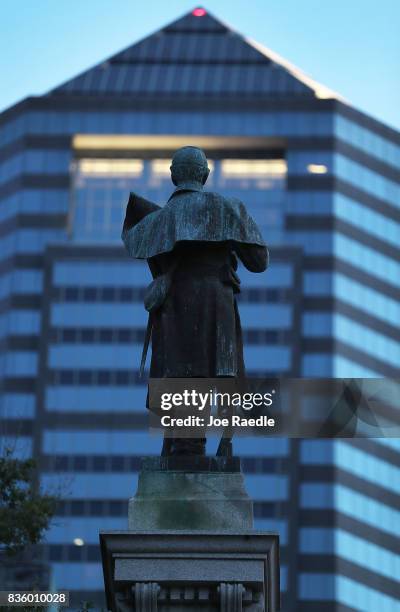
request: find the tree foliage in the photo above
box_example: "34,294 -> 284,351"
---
0,448 -> 57,555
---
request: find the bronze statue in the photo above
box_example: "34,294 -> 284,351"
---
122,146 -> 268,456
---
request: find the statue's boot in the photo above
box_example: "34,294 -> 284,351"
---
165,437 -> 206,456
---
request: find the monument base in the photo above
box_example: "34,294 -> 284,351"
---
101,458 -> 280,611
100,530 -> 280,611
128,457 -> 253,531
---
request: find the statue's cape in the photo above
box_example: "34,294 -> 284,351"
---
122,189 -> 266,259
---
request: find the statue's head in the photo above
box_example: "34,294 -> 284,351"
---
170,146 -> 210,189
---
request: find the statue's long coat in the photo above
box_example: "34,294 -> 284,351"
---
122,187 -> 268,379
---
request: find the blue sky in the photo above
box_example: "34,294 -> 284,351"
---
1,0 -> 399,131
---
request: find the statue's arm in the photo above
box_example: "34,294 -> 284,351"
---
228,198 -> 268,272
233,243 -> 269,272
147,254 -> 164,279
122,192 -> 161,232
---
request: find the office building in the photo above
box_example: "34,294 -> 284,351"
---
1,8 -> 399,610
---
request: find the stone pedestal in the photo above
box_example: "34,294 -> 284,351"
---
128,457 -> 253,531
100,458 -> 280,611
100,531 -> 279,612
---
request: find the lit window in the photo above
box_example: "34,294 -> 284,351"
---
307,164 -> 328,174
151,159 -> 214,177
221,159 -> 287,178
151,159 -> 171,177
77,159 -> 143,176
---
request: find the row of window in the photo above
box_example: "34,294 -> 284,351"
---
0,270 -> 43,299
48,344 -> 290,370
299,573 -> 400,610
49,326 -> 289,345
301,441 -> 400,495
71,178 -> 284,244
302,354 -> 380,377
53,261 -> 293,289
50,302 -> 293,330
290,231 -> 400,289
46,544 -> 101,563
303,528 -> 399,583
334,273 -> 400,327
44,383 -> 295,414
0,311 -> 41,337
285,191 -> 400,254
0,351 -> 38,376
63,61 -> 307,96
1,113 -> 397,173
334,441 -> 400,493
285,190 -> 333,214
335,154 -> 400,209
0,229 -> 67,258
53,498 -> 285,519
302,311 -> 399,365
45,385 -> 147,413
335,314 -> 400,368
334,193 -> 400,249
42,453 -> 280,473
41,472 -> 288,501
303,271 -> 400,330
46,516 -> 288,548
0,150 -> 71,185
283,150 -> 400,218
287,150 -> 332,175
300,483 -> 399,536
42,430 -> 289,458
48,368 -> 142,385
74,157 -> 287,183
46,365 -> 287,386
51,286 -> 289,304
0,190 -> 69,223
335,115 -> 400,170
0,393 -> 35,418
0,110 -> 334,146
50,560 -> 107,592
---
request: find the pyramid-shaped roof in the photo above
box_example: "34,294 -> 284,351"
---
50,7 -> 336,99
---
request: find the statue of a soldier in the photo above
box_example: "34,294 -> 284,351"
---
122,146 -> 268,457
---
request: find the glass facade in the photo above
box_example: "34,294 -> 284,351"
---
1,7 -> 399,611
70,155 -> 286,244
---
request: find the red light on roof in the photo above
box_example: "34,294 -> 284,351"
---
192,7 -> 206,16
